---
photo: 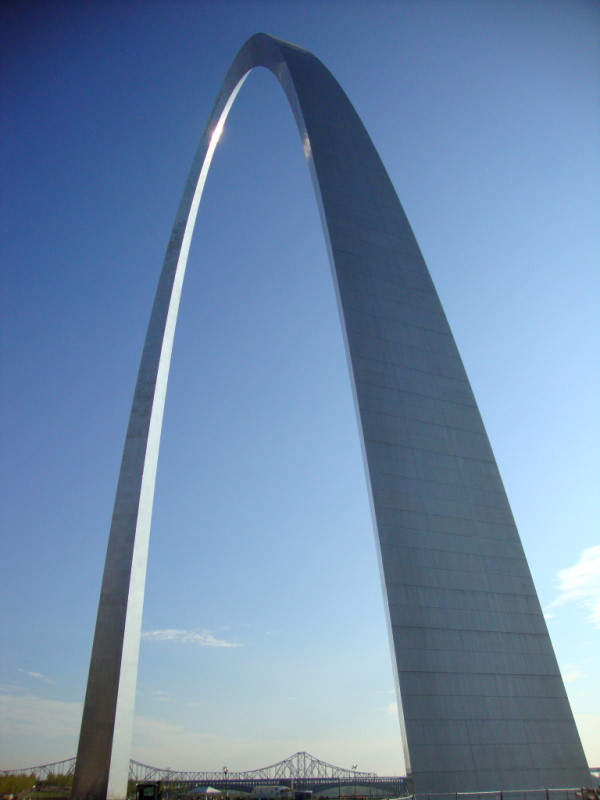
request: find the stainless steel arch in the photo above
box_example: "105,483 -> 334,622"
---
72,33 -> 590,800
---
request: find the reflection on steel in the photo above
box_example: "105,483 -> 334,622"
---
71,32 -> 591,800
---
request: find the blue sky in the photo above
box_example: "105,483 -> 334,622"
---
1,0 -> 599,777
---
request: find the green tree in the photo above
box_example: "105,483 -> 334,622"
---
44,774 -> 73,789
0,773 -> 37,795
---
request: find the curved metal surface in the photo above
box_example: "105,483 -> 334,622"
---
72,33 -> 590,800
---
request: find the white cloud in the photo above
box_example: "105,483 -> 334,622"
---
0,705 -> 226,768
18,670 -> 54,684
152,691 -> 176,703
562,669 -> 584,684
0,691 -> 81,739
0,691 -> 404,775
549,545 -> 600,628
385,701 -> 398,718
141,629 -> 240,647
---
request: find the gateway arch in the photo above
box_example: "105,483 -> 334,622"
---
71,34 -> 590,800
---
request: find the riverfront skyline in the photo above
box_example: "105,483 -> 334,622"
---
1,0 -> 599,776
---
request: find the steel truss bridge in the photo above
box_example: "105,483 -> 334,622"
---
3,755 -> 599,800
1,752 -> 408,797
